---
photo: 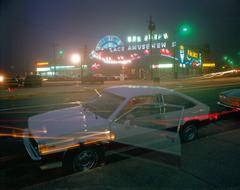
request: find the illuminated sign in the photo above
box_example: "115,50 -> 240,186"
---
160,49 -> 173,57
90,63 -> 101,71
127,33 -> 169,43
36,62 -> 49,66
91,34 -> 176,64
96,35 -> 123,51
203,63 -> 216,68
179,45 -> 185,64
37,67 -> 51,72
37,66 -> 76,72
187,50 -> 199,59
152,64 -> 173,69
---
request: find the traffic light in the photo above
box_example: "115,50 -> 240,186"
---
58,50 -> 64,56
178,24 -> 192,37
223,56 -> 228,61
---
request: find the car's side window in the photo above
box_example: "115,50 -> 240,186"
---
116,104 -> 161,127
117,95 -> 160,118
163,94 -> 195,111
127,105 -> 161,118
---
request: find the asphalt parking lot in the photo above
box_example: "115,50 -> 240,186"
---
0,77 -> 240,189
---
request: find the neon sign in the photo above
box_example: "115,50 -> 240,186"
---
152,64 -> 173,69
127,33 -> 169,43
187,50 -> 199,59
96,35 -> 123,51
36,62 -> 49,67
91,34 -> 176,65
179,45 -> 185,64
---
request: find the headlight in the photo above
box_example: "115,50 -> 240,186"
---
0,75 -> 4,82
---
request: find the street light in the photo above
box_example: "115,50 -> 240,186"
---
71,53 -> 81,64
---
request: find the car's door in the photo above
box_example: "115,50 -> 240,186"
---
161,94 -> 196,127
110,95 -> 182,165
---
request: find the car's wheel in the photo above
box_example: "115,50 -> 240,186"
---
64,148 -> 101,172
180,123 -> 198,143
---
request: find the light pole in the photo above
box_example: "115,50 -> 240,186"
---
148,16 -> 156,80
50,42 -> 59,76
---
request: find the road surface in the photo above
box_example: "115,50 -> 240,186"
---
0,77 -> 240,189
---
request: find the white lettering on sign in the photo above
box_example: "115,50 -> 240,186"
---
108,42 -> 172,53
127,33 -> 169,44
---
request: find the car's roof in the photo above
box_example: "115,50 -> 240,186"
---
105,85 -> 174,98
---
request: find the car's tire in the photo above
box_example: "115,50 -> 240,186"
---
63,147 -> 103,173
180,123 -> 198,143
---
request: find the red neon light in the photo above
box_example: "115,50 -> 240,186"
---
90,63 -> 101,71
160,49 -> 173,56
183,109 -> 239,122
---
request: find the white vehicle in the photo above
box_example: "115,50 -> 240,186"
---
23,85 -> 209,172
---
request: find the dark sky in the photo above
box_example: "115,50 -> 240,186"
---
0,0 -> 239,73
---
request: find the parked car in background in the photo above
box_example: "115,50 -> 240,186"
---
82,73 -> 106,84
23,85 -> 209,172
218,89 -> 240,110
113,74 -> 128,80
24,75 -> 42,87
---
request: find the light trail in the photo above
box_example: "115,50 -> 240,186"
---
0,101 -> 85,112
183,109 -> 239,122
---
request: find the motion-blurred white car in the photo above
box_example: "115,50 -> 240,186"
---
218,89 -> 240,109
24,85 -> 209,172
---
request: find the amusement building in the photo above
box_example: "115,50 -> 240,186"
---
36,32 -> 214,80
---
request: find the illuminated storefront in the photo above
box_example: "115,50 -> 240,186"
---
36,61 -> 81,77
90,34 -> 203,79
36,33 -> 203,79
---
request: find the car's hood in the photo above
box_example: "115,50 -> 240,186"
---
28,106 -> 109,144
222,89 -> 240,97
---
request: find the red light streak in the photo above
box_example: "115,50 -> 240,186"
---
183,109 -> 239,122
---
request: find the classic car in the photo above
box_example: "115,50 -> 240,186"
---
218,89 -> 240,110
23,85 -> 209,172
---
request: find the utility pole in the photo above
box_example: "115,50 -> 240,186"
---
81,45 -> 88,81
173,42 -> 178,79
50,42 -> 59,76
148,16 -> 156,80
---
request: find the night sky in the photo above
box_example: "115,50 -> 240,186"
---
0,0 -> 239,73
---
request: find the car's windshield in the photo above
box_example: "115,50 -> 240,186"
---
84,91 -> 125,119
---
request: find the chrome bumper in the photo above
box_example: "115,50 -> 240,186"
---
23,129 -> 42,161
217,101 -> 240,110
